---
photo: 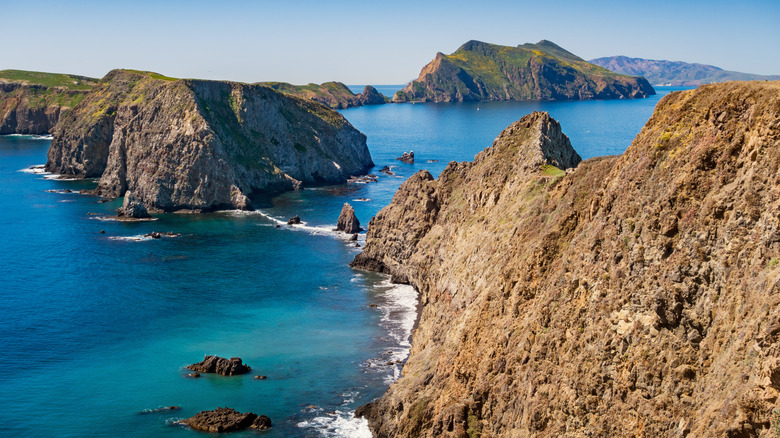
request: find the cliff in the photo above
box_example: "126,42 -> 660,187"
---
260,81 -> 389,109
352,81 -> 780,436
393,40 -> 655,103
46,69 -> 373,212
0,69 -> 97,135
590,56 -> 780,86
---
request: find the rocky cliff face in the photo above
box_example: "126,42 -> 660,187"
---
46,70 -> 373,212
260,81 -> 389,109
590,56 -> 780,86
393,40 -> 655,103
353,82 -> 780,437
0,70 -> 97,135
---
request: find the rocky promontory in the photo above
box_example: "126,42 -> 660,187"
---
393,40 -> 655,103
45,69 -> 374,213
0,69 -> 97,135
260,81 -> 389,109
353,82 -> 780,436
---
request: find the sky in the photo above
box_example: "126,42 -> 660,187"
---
2,0 -> 779,85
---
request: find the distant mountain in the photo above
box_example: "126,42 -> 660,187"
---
589,56 -> 780,86
393,40 -> 655,103
259,81 -> 389,109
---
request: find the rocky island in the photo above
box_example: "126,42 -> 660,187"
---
353,81 -> 780,436
260,81 -> 389,109
590,55 -> 780,86
44,69 -> 374,214
392,40 -> 655,103
0,69 -> 98,135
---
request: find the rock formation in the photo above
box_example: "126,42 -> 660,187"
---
396,151 -> 414,164
260,81 -> 389,109
116,191 -> 150,219
590,55 -> 780,86
352,82 -> 780,436
393,40 -> 655,103
45,69 -> 374,213
336,202 -> 361,233
0,70 -> 97,135
180,407 -> 271,432
186,355 -> 251,376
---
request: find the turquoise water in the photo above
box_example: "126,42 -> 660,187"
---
0,87 -> 687,437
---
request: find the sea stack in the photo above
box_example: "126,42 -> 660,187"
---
336,203 -> 361,234
352,82 -> 780,437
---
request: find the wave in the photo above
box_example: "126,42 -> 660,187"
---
5,134 -> 53,140
297,407 -> 372,438
220,209 -> 366,245
107,234 -> 156,242
18,165 -> 48,175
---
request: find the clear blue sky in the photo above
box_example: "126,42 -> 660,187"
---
2,0 -> 778,84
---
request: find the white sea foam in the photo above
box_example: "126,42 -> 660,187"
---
298,410 -> 372,438
42,174 -> 81,181
108,234 -> 155,242
6,134 -> 53,140
19,164 -> 48,175
89,216 -> 158,222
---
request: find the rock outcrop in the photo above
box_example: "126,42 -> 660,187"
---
180,407 -> 271,432
393,40 -> 655,103
186,355 -> 251,376
0,70 -> 97,135
352,82 -> 780,436
336,202 -> 361,233
590,55 -> 780,86
116,191 -> 150,219
45,69 -> 374,212
260,81 -> 389,109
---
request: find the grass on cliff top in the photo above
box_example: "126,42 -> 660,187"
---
0,69 -> 98,90
122,70 -> 178,81
260,81 -> 356,98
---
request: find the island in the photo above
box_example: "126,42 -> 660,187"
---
353,81 -> 780,436
260,81 -> 389,109
392,40 -> 655,103
44,69 -> 374,214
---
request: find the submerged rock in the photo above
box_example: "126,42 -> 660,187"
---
186,355 -> 251,376
336,203 -> 361,234
180,407 -> 271,432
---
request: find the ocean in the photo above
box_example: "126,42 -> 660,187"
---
0,87 -> 688,437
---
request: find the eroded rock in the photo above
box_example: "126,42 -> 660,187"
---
186,355 -> 251,376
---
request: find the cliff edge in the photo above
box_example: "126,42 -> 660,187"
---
0,69 -> 97,135
46,70 -> 373,212
353,81 -> 780,436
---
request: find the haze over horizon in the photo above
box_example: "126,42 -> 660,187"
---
3,0 -> 778,85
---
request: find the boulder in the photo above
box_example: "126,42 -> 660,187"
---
116,191 -> 150,218
336,203 -> 361,234
396,151 -> 414,164
287,215 -> 301,225
180,407 -> 271,432
186,355 -> 251,376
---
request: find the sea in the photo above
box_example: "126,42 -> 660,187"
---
0,86 -> 689,437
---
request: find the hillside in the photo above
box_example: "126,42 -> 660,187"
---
260,81 -> 389,109
590,56 -> 780,86
353,81 -> 780,436
0,69 -> 98,134
46,69 -> 373,213
393,40 -> 655,103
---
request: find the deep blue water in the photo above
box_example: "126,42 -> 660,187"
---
0,87 -> 688,437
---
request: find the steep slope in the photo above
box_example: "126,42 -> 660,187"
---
590,56 -> 780,86
393,40 -> 655,103
353,81 -> 780,437
260,81 -> 389,109
0,69 -> 98,135
46,69 -> 373,212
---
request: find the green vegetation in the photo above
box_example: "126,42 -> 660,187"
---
0,69 -> 98,90
123,70 -> 177,81
541,164 -> 565,177
769,257 -> 779,270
